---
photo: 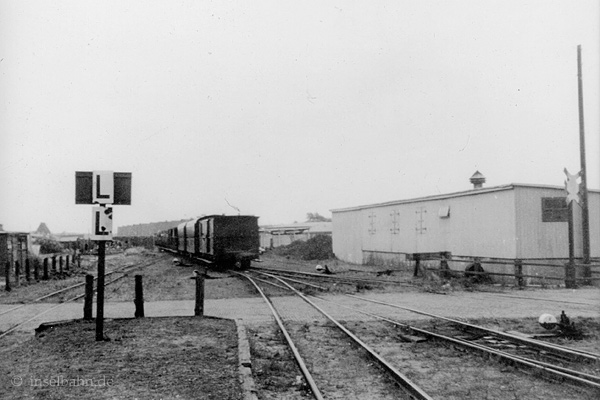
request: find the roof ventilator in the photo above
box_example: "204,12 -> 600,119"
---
470,171 -> 486,189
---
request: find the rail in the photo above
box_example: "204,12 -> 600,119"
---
234,272 -> 325,400
311,295 -> 600,391
256,271 -> 600,391
346,294 -> 600,362
252,271 -> 434,400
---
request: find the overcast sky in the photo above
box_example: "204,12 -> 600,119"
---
1,0 -> 599,234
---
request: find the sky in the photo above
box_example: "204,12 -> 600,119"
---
1,0 -> 599,235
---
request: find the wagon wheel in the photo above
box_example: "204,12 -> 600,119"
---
234,259 -> 250,269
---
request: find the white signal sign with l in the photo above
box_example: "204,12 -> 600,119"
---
93,170 -> 114,204
91,206 -> 113,241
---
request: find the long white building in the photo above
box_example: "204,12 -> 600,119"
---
331,179 -> 599,267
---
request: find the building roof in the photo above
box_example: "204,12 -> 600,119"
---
0,231 -> 30,236
470,170 -> 486,180
35,222 -> 52,236
330,183 -> 600,213
260,222 -> 332,234
56,235 -> 84,242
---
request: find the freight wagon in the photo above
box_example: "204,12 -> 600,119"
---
156,215 -> 259,268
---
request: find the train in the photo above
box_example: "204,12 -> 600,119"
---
155,215 -> 260,268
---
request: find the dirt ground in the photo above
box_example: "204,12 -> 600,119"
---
244,253 -> 600,399
1,248 -> 598,399
0,249 -> 256,305
247,318 -> 600,400
0,250 -> 158,304
0,317 -> 242,400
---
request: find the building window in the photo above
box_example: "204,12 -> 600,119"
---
541,197 -> 568,222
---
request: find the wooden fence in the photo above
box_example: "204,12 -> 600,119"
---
414,254 -> 600,288
4,253 -> 79,291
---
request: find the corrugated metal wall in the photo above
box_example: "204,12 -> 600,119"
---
514,186 -> 600,259
332,210 -> 364,264
341,185 -> 599,265
442,189 -> 517,257
333,188 -> 518,262
333,185 -> 600,265
514,186 -> 570,259
588,193 -> 600,257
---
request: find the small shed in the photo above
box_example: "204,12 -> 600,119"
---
0,230 -> 31,277
260,222 -> 332,248
331,183 -> 599,266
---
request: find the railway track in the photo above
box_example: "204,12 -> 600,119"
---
249,265 -> 414,287
0,257 -> 163,340
236,271 -> 434,400
345,294 -> 599,362
245,270 -> 600,397
330,294 -> 600,389
252,268 -> 599,361
254,268 -> 600,363
249,265 -> 599,309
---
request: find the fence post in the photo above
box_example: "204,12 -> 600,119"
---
5,262 -> 11,292
440,255 -> 450,279
83,274 -> 94,321
15,261 -> 20,287
51,256 -> 57,275
134,275 -> 144,318
34,258 -> 39,281
65,256 -> 69,271
43,258 -> 49,280
25,258 -> 31,282
565,262 -> 577,289
514,259 -> 524,288
413,254 -> 421,277
194,273 -> 205,317
59,256 -> 63,275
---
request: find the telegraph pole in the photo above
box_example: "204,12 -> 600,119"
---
577,45 -> 591,281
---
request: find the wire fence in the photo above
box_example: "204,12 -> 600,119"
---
413,253 -> 600,288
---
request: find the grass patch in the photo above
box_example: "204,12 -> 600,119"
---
0,317 -> 242,400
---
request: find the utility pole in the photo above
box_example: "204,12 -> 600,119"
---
577,45 -> 591,282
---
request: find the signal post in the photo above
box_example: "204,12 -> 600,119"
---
76,170 -> 131,341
